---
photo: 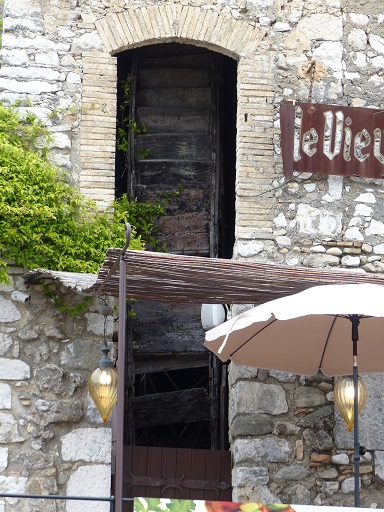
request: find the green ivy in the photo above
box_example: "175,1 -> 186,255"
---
117,184 -> 182,251
115,194 -> 165,250
116,78 -> 149,159
0,102 -> 170,283
42,283 -> 92,317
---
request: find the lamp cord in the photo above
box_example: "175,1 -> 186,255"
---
102,314 -> 109,350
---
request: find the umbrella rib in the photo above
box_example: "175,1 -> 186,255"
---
229,318 -> 277,359
318,315 -> 338,371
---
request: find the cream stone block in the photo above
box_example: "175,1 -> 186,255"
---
0,359 -> 30,380
95,19 -> 116,53
1,49 -> 29,66
216,19 -> 237,50
0,298 -> 21,324
199,10 -> 218,44
62,428 -> 112,463
178,5 -> 193,39
0,449 -> 8,472
0,78 -> 61,94
155,5 -> 171,38
163,4 -> 177,35
348,28 -> 368,51
4,0 -> 41,17
116,12 -> 133,46
195,8 -> 210,41
71,32 -> 104,53
147,6 -> 162,39
209,13 -> 226,49
0,475 -> 27,497
369,34 -> 384,56
0,413 -> 24,442
126,10 -> 145,43
0,334 -> 12,356
190,9 -> 206,41
232,24 -> 255,55
66,465 -> 110,512
297,13 -> 343,41
0,385 -> 11,410
139,7 -> 154,42
2,33 -> 67,51
115,13 -> 133,45
113,13 -> 129,50
313,41 -> 343,71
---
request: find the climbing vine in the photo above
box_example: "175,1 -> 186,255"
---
0,102 -> 169,283
116,77 -> 150,164
42,283 -> 93,317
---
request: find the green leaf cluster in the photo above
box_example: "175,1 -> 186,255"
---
0,103 -> 169,283
42,283 -> 92,317
114,194 -> 168,251
116,78 -> 149,156
135,498 -> 196,512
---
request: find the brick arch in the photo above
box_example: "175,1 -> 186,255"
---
95,4 -> 265,58
81,3 -> 275,236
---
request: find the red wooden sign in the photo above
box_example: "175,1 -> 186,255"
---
280,100 -> 384,179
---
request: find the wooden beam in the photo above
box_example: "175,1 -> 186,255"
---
132,388 -> 210,427
130,300 -> 207,354
134,353 -> 209,374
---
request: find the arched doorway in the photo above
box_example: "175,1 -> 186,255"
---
116,42 -> 236,260
114,42 -> 236,507
114,43 -> 236,451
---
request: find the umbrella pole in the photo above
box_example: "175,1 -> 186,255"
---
351,315 -> 360,508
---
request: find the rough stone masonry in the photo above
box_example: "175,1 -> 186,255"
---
2,0 -> 384,508
0,272 -> 113,512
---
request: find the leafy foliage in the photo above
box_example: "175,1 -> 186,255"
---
42,283 -> 92,317
115,194 -> 164,251
118,182 -> 182,251
0,103 -> 168,283
116,77 -> 149,159
135,498 -> 196,512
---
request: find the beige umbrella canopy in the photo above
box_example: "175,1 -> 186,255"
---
204,283 -> 384,508
204,283 -> 384,377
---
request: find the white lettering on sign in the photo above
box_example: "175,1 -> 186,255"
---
293,105 -> 384,164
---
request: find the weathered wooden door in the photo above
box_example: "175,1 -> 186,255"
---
126,43 -> 219,256
116,43 -> 236,452
122,446 -> 232,511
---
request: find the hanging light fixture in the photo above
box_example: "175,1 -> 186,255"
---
334,375 -> 368,432
88,305 -> 118,423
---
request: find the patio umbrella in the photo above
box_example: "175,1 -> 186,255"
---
204,283 -> 384,508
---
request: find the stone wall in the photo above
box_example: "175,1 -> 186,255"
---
2,0 -> 384,508
230,1 -> 384,506
0,270 -> 113,512
229,366 -> 384,507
